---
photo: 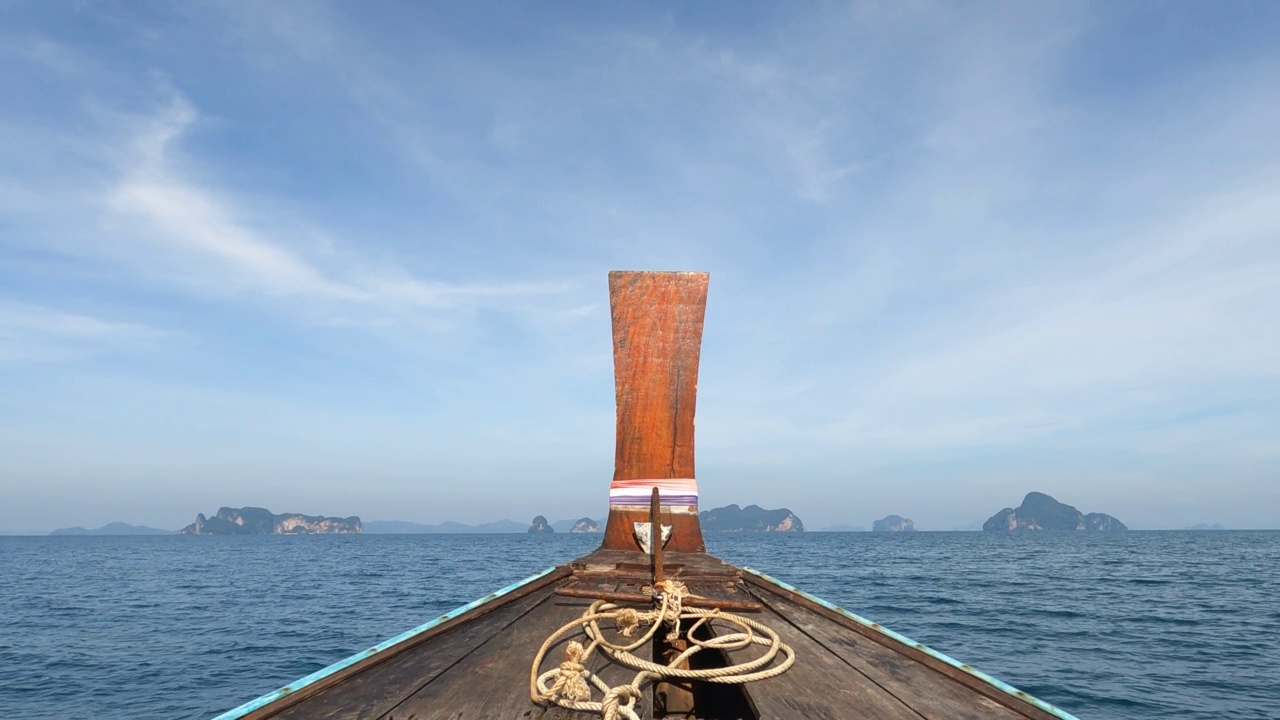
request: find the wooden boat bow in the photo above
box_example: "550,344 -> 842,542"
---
603,271 -> 708,554
210,270 -> 1083,720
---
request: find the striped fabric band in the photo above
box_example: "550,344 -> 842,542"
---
609,478 -> 698,507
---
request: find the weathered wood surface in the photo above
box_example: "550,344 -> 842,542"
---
384,594 -> 640,720
571,549 -> 739,577
273,587 -> 551,720
740,587 -> 1027,720
740,574 -> 1064,720
235,566 -> 570,720
553,585 -> 761,612
725,607 -> 925,720
603,271 -> 708,554
215,267 -> 1073,719
233,549 -> 1061,720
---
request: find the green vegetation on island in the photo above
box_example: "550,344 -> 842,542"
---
983,492 -> 1127,532
569,517 -> 601,533
181,507 -> 362,534
699,504 -> 804,533
872,515 -> 916,532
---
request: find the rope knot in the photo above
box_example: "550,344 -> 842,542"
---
541,640 -> 590,701
655,580 -> 688,641
601,685 -> 642,720
655,579 -> 688,605
530,587 -> 795,719
615,607 -> 642,637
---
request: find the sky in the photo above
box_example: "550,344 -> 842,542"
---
2,1 -> 1278,533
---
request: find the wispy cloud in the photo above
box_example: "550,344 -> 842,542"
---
879,187 -> 1279,400
688,10 -> 1280,460
0,31 -> 89,76
104,96 -> 571,316
0,303 -> 162,363
3,2 -> 1279,530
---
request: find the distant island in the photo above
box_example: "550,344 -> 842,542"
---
1185,523 -> 1225,530
700,504 -> 803,532
45,504 -> 802,537
983,492 -> 1127,532
51,522 -> 175,536
872,515 -> 916,532
181,507 -> 361,535
517,506 -> 806,534
569,517 -> 601,533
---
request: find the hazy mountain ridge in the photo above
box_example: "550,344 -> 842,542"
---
363,519 -> 527,534
362,518 -> 604,533
50,522 -> 176,536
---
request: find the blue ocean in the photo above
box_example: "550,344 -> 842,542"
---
1,531 -> 1276,719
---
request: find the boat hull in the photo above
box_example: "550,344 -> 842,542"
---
213,548 -> 1079,720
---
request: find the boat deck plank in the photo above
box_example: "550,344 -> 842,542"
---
720,608 -> 927,720
267,585 -> 552,720
744,585 -> 1029,720
208,269 -> 1077,720
225,550 -> 1063,720
382,592 -> 641,720
571,548 -> 740,577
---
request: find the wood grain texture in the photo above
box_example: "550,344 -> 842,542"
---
272,588 -> 552,720
741,574 -> 1059,720
570,548 -> 739,577
603,271 -> 709,553
382,595 -> 644,720
725,606 -> 925,720
747,591 -> 1028,720
230,547 -> 1063,720
237,567 -> 571,720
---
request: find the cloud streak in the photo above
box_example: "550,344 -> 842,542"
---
104,97 -> 572,316
2,2 -> 1279,530
0,302 -> 162,363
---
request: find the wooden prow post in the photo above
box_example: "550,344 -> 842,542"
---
650,487 -> 664,585
601,271 -> 708,553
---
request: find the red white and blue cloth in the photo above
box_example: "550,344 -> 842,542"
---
609,478 -> 698,509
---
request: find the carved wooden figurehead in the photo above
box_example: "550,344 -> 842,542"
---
601,271 -> 708,553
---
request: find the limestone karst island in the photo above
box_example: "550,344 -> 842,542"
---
872,515 -> 916,532
699,504 -> 804,532
526,517 -> 602,533
181,507 -> 362,534
983,492 -> 1127,532
524,505 -> 805,534
527,515 -> 555,534
570,517 -> 601,533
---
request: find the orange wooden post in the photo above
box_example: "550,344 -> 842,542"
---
601,271 -> 708,553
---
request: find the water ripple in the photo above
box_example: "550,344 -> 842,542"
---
1,531 -> 1276,719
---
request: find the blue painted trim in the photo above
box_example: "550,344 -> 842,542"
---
210,565 -> 560,719
741,567 -> 1082,720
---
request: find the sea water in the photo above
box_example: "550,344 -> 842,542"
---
1,531 -> 1276,719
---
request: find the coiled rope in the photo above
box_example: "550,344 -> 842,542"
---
530,579 -> 795,720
